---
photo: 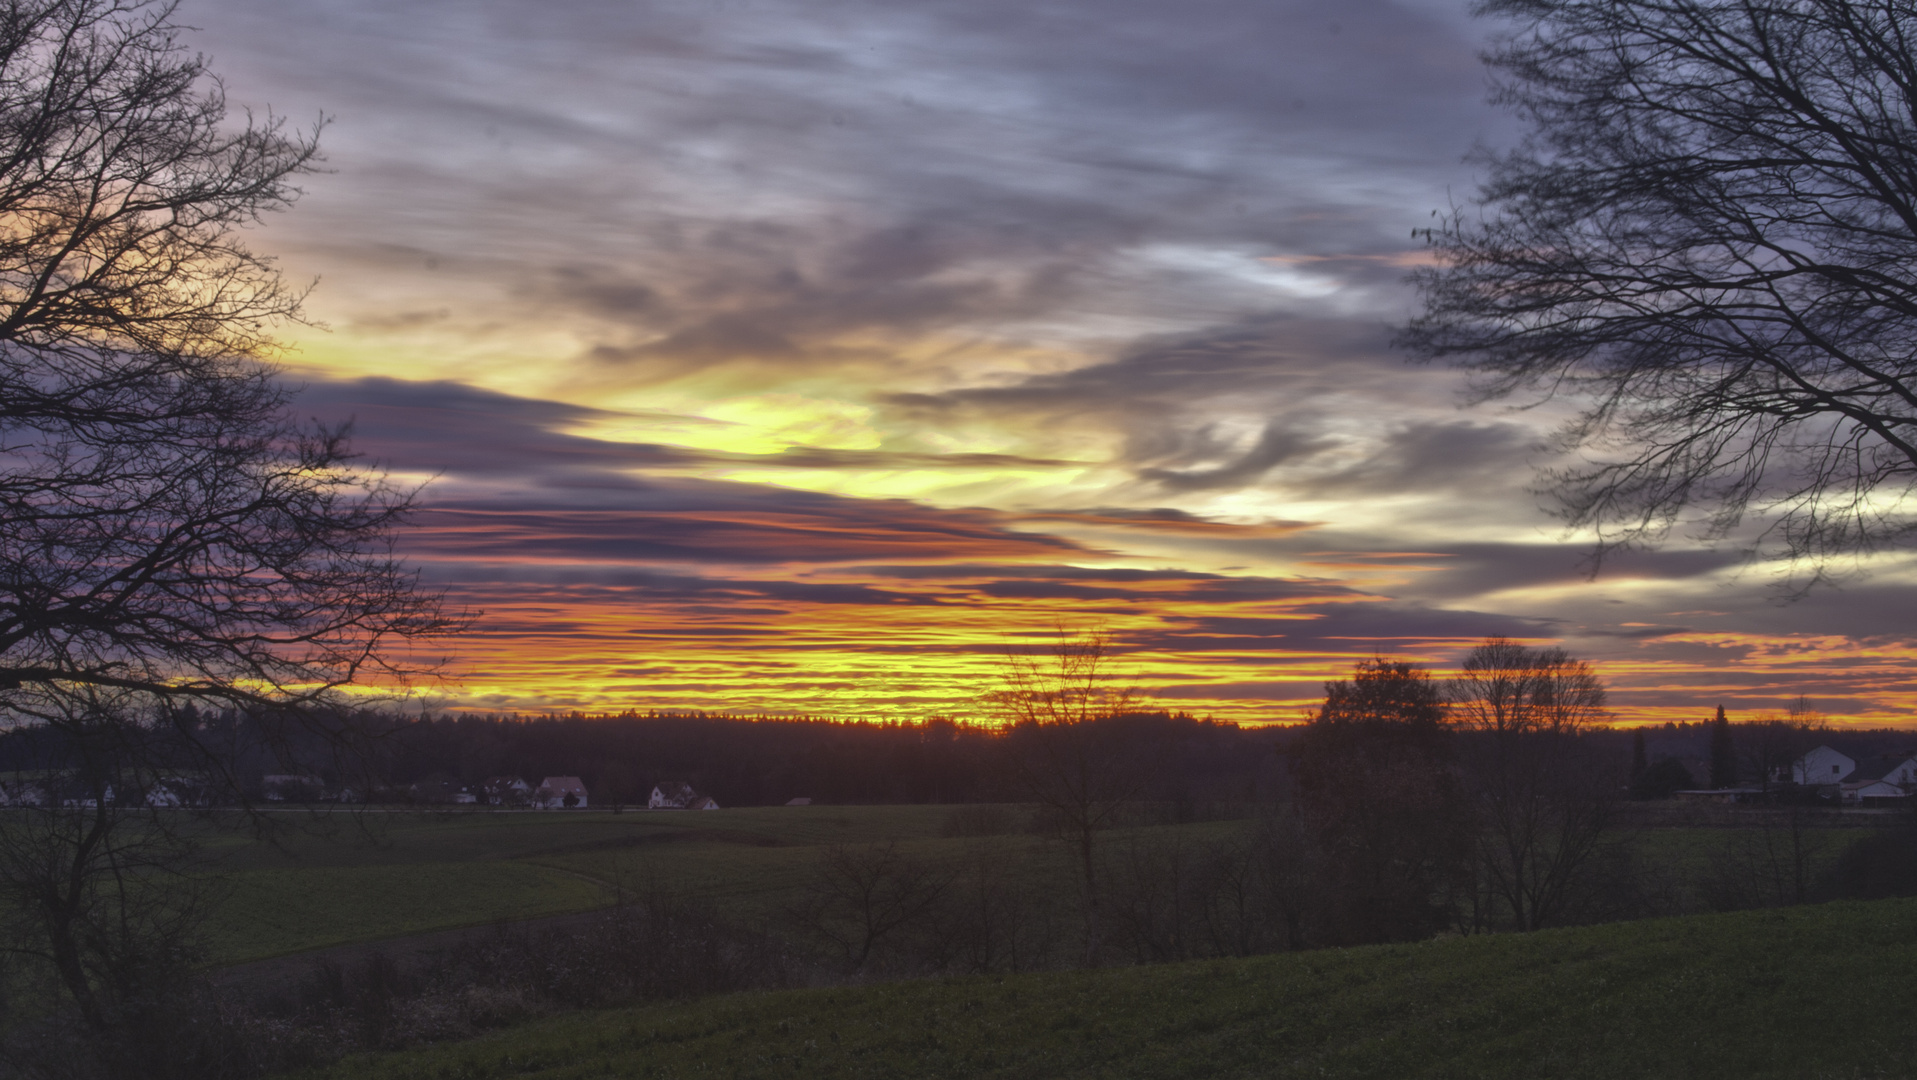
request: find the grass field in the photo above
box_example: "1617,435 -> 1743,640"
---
197,805 -> 1884,966
204,861 -> 610,964
289,896 -> 1917,1080
197,805 -> 988,963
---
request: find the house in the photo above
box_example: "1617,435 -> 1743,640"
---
1839,754 -> 1917,806
142,777 -> 215,808
481,776 -> 532,806
1792,745 -> 1857,786
689,795 -> 721,810
650,781 -> 700,809
534,776 -> 588,809
0,780 -> 46,807
785,797 -> 812,806
58,782 -> 114,808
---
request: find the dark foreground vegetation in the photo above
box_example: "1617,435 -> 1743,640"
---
293,897 -> 1917,1080
5,797 -> 1899,1079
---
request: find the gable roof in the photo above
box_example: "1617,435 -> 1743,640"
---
537,776 -> 587,796
1845,754 -> 1917,784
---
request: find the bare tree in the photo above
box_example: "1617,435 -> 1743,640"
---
1450,638 -> 1616,932
1403,0 -> 1917,574
990,628 -> 1147,966
0,0 -> 457,737
0,3 -> 460,1071
786,842 -> 953,976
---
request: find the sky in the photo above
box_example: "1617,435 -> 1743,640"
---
179,0 -> 1917,725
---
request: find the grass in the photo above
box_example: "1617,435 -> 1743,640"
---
291,897 -> 1917,1080
196,806 -> 996,964
195,805 -> 1886,968
205,861 -> 611,964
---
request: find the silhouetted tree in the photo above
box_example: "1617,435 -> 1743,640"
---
1636,757 -> 1696,799
991,629 -> 1149,965
787,843 -> 954,975
1631,727 -> 1648,791
0,3 -> 459,1072
1741,710 -> 1821,796
1710,706 -> 1738,789
1290,658 -> 1469,945
1404,0 -> 1917,574
1449,639 -> 1616,932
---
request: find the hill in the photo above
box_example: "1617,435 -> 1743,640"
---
293,896 -> 1917,1079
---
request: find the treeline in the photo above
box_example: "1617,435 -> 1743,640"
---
377,710 -> 1289,810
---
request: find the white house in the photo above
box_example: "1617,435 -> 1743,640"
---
650,781 -> 699,809
1840,754 -> 1917,805
535,776 -> 588,809
1792,745 -> 1856,785
0,780 -> 46,807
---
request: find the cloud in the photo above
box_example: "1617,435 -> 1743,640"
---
158,0 -> 1917,723
1140,423 -> 1337,491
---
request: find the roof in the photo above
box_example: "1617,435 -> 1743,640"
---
1845,754 -> 1917,784
537,776 -> 587,795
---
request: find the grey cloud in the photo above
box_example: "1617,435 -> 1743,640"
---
1140,423 -> 1336,491
191,0 -> 1503,378
1295,421 -> 1545,497
1135,604 -> 1553,652
1384,543 -> 1745,602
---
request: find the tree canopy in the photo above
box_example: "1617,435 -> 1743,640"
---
1404,0 -> 1917,574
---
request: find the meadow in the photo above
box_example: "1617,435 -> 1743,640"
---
286,895 -> 1917,1080
199,803 -> 1878,966
199,805 -> 1007,964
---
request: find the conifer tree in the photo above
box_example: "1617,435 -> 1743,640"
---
1630,727 -> 1648,792
1709,706 -> 1737,789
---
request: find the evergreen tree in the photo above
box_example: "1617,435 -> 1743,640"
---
1709,706 -> 1737,789
1630,727 -> 1648,792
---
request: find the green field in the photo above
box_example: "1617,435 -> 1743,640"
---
206,861 -> 610,964
198,805 -> 1883,966
198,805 -> 989,963
289,896 -> 1917,1080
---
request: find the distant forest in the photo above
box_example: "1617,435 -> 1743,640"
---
380,711 -> 1288,809
0,706 -> 1896,809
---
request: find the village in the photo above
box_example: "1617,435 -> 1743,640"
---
2,735 -> 1914,810
0,772 -> 744,811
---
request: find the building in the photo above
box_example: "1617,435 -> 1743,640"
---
535,776 -> 589,809
1791,745 -> 1856,786
1840,754 -> 1917,806
481,776 -> 532,806
1785,746 -> 1917,805
650,781 -> 711,809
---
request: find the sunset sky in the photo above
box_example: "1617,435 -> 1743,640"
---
182,0 -> 1917,725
